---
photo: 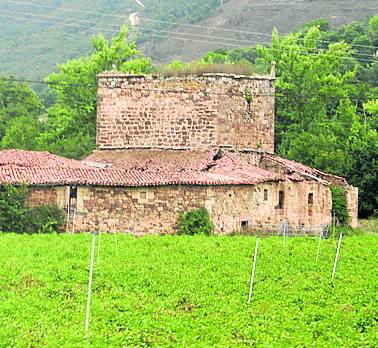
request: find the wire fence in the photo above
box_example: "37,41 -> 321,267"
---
240,221 -> 330,238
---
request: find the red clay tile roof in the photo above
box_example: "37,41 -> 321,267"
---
0,150 -> 88,169
85,149 -> 217,171
0,149 -> 338,187
0,149 -> 288,187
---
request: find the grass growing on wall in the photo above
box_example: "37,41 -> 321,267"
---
0,233 -> 376,347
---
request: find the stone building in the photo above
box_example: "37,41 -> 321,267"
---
0,72 -> 358,234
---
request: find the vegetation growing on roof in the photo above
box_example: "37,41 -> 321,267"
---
156,60 -> 255,77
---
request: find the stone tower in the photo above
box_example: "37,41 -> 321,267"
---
96,72 -> 275,153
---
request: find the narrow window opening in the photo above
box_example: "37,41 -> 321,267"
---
68,186 -> 78,215
70,186 -> 77,199
140,191 -> 147,199
264,189 -> 268,201
241,221 -> 249,231
278,191 -> 285,209
308,193 -> 314,205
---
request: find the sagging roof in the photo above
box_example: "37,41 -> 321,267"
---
0,149 -> 340,187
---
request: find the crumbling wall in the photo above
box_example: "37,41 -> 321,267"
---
96,73 -> 275,153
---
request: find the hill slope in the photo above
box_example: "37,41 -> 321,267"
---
0,0 -> 377,82
143,0 -> 378,62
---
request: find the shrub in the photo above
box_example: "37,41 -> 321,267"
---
0,184 -> 29,233
27,205 -> 65,234
0,184 -> 64,233
177,208 -> 214,235
331,186 -> 350,226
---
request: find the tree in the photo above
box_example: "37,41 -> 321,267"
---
0,76 -> 44,148
40,26 -> 152,159
368,15 -> 378,46
0,116 -> 45,151
257,27 -> 363,147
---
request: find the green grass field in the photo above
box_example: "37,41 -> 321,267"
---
0,233 -> 377,347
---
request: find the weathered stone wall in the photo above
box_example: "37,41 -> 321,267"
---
27,180 -> 332,234
206,182 -> 332,233
240,152 -> 359,227
28,187 -> 65,208
55,181 -> 332,235
73,186 -> 207,235
96,73 -> 275,153
345,185 -> 358,228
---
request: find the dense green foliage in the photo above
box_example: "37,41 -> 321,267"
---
177,208 -> 214,235
0,185 -> 63,233
0,184 -> 29,233
0,234 -> 376,346
0,76 -> 45,150
27,205 -> 65,234
331,186 -> 350,226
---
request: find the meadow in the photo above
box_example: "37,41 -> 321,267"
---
0,233 -> 376,347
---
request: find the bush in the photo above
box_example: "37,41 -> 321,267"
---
177,208 -> 214,236
331,186 -> 350,226
27,205 -> 65,234
0,184 -> 29,233
0,184 -> 64,233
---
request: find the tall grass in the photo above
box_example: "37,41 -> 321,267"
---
156,62 -> 255,77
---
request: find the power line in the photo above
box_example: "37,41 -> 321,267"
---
140,32 -> 241,48
0,13 -> 243,51
142,27 -> 376,58
0,9 -> 121,33
0,8 -> 256,46
0,10 -> 376,63
2,0 -> 378,51
1,76 -> 377,101
141,17 -> 378,51
142,27 -> 376,61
